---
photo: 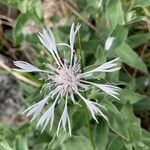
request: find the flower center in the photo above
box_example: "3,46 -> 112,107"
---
53,67 -> 80,92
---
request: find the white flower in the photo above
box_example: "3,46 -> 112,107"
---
81,58 -> 120,76
22,94 -> 51,121
13,61 -> 53,74
104,36 -> 115,51
14,23 -> 121,136
81,81 -> 121,100
74,90 -> 108,122
93,84 -> 121,100
57,93 -> 71,137
69,23 -> 81,63
13,61 -> 41,72
36,94 -> 59,133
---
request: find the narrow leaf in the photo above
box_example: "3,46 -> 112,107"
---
115,43 -> 147,73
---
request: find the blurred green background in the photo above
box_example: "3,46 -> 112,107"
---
0,0 -> 150,150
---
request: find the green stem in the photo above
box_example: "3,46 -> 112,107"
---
78,32 -> 84,72
127,0 -> 135,12
77,31 -> 96,150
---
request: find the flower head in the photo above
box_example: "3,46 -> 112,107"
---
104,36 -> 115,51
14,23 -> 121,136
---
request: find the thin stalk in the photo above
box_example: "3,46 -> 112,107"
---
66,2 -> 98,32
78,32 -> 84,72
77,31 -> 96,150
127,0 -> 135,12
0,61 -> 39,87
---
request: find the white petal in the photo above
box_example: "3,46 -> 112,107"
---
69,23 -> 81,50
104,36 -> 115,51
37,103 -> 55,132
57,43 -> 71,49
38,33 -> 55,57
67,115 -> 72,137
56,95 -> 71,136
47,27 -> 57,51
22,94 -> 51,121
73,89 -> 107,122
42,27 -> 56,51
69,23 -> 75,50
57,105 -> 68,136
69,23 -> 81,64
70,93 -> 76,104
22,103 -> 37,115
38,28 -> 62,67
81,80 -> 121,100
75,23 -> 81,34
13,61 -> 41,72
81,58 -> 120,76
86,100 -> 107,122
93,83 -> 121,100
36,95 -> 59,132
91,58 -> 120,72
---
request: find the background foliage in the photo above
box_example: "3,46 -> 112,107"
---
0,0 -> 150,150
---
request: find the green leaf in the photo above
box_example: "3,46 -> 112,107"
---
115,43 -> 147,73
106,0 -> 124,28
0,0 -> 17,7
34,1 -> 43,20
121,103 -> 141,142
134,0 -> 150,7
82,40 -> 100,55
127,33 -> 150,48
28,0 -> 39,10
119,89 -> 146,104
107,136 -> 127,150
84,0 -> 101,16
0,124 -> 14,137
18,0 -> 28,13
13,13 -> 31,45
72,110 -> 86,131
141,129 -> 150,148
0,141 -> 13,150
134,98 -> 150,111
136,76 -> 150,91
101,100 -> 129,140
18,0 -> 40,13
16,123 -> 32,134
106,71 -> 119,83
135,142 -> 150,150
62,135 -> 93,150
35,132 -> 52,144
82,40 -> 100,65
95,118 -> 109,150
94,45 -> 106,64
110,25 -> 128,50
16,135 -> 28,150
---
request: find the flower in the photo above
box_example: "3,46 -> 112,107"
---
104,36 -> 115,51
14,23 -> 121,136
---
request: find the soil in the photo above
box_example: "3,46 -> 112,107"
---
0,54 -> 22,125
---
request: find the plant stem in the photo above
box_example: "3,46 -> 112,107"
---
78,32 -> 84,72
66,2 -> 98,32
78,31 -> 96,150
0,61 -> 39,87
